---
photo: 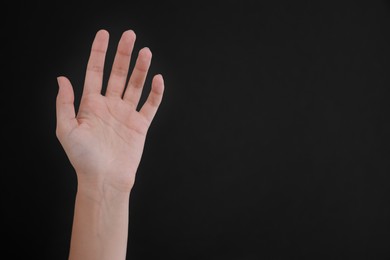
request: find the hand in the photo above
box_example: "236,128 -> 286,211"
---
56,29 -> 164,194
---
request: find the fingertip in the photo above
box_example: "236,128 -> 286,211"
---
120,30 -> 136,45
123,29 -> 136,39
155,73 -> 163,81
140,47 -> 152,58
57,76 -> 66,89
153,74 -> 165,94
56,76 -> 74,97
57,75 -> 70,85
97,29 -> 109,35
96,29 -> 110,40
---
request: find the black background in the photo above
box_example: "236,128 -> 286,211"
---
4,0 -> 390,259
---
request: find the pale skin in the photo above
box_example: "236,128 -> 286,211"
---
56,29 -> 164,260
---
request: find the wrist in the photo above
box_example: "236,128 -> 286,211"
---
75,175 -> 132,205
70,173 -> 131,260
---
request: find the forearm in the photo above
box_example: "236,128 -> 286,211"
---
68,180 -> 131,260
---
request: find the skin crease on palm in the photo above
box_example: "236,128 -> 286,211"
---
56,29 -> 165,195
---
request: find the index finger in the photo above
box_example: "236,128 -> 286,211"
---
82,29 -> 109,96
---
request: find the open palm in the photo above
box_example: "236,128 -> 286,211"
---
56,30 -> 164,192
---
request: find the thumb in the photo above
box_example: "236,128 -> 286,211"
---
56,76 -> 77,138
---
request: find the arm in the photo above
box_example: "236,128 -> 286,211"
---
56,29 -> 164,260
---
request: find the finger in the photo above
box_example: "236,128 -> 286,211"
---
56,76 -> 77,137
139,74 -> 164,122
105,30 -> 136,98
122,47 -> 152,107
83,29 -> 109,96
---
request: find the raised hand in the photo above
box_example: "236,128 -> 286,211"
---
56,29 -> 164,194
